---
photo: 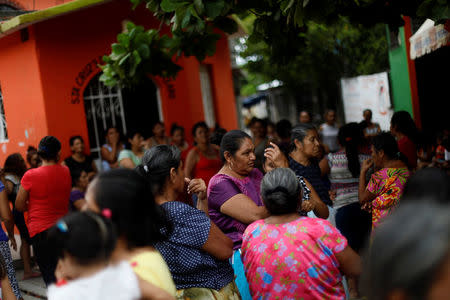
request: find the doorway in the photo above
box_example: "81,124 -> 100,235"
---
83,73 -> 160,167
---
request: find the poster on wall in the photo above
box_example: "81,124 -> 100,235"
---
341,72 -> 393,131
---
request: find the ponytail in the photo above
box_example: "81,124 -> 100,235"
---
338,123 -> 364,177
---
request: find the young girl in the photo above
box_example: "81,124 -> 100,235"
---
47,212 -> 174,300
84,169 -> 177,296
0,182 -> 20,300
69,169 -> 89,211
4,153 -> 40,281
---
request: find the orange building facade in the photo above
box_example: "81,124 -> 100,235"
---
0,0 -> 238,164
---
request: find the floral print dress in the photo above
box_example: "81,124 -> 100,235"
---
366,168 -> 410,231
242,217 -> 348,299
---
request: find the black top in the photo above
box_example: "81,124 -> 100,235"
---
289,157 -> 332,206
64,155 -> 94,174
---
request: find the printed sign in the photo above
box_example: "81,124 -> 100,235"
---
341,72 -> 393,131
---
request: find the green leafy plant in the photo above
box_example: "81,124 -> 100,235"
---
101,0 -> 448,87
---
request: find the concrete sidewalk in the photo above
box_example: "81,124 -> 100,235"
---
8,235 -> 47,299
15,269 -> 46,300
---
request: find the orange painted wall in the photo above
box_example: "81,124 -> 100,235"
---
204,35 -> 238,131
0,0 -> 237,161
0,27 -> 48,161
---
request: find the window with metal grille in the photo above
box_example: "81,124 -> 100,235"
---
83,73 -> 127,161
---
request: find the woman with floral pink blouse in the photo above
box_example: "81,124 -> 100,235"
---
359,132 -> 410,233
242,168 -> 361,299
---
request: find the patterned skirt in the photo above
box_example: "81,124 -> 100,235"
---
0,240 -> 22,299
176,280 -> 241,300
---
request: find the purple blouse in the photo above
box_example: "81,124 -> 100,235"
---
207,168 -> 264,250
69,189 -> 85,211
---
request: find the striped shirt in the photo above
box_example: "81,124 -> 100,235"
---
328,151 -> 370,209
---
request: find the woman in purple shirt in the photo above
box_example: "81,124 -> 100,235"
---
208,130 -> 270,299
69,168 -> 89,211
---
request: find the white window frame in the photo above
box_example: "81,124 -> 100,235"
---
199,65 -> 216,128
0,86 -> 9,143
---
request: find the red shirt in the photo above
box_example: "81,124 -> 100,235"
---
21,165 -> 71,237
192,147 -> 222,186
398,136 -> 417,169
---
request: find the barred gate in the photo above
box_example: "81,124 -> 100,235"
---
83,74 -> 127,165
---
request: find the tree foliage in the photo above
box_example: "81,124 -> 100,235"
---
238,17 -> 390,96
100,0 -> 449,87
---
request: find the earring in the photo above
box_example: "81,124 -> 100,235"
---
229,161 -> 234,172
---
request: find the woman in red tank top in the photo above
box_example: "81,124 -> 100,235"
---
185,122 -> 222,186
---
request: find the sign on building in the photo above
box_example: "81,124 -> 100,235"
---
341,72 -> 393,131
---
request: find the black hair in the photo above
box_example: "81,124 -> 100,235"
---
337,123 -> 365,177
362,202 -> 450,300
248,117 -> 267,129
92,168 -> 170,248
299,110 -> 312,119
260,168 -> 301,215
191,121 -> 209,137
124,130 -> 142,149
70,168 -> 85,187
69,135 -> 84,147
26,146 -> 38,165
289,123 -> 317,153
363,109 -> 372,115
275,119 -> 292,140
372,132 -> 402,161
4,153 -> 27,178
48,212 -> 116,266
219,130 -> 251,163
391,111 -> 418,143
152,121 -> 164,130
170,123 -> 184,136
127,130 -> 141,140
267,120 -> 275,128
138,145 -> 181,196
210,127 -> 227,146
105,126 -> 121,137
402,168 -> 450,204
37,136 -> 61,161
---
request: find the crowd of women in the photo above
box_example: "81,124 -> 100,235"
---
0,109 -> 448,300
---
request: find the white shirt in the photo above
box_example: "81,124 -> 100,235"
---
320,123 -> 339,152
47,262 -> 141,300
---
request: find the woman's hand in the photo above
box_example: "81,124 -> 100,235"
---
361,158 -> 373,174
361,202 -> 372,212
186,178 -> 206,198
301,200 -> 314,213
329,190 -> 337,202
264,142 -> 288,168
186,178 -> 208,215
8,235 -> 17,252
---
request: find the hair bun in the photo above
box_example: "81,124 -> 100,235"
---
268,186 -> 289,195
